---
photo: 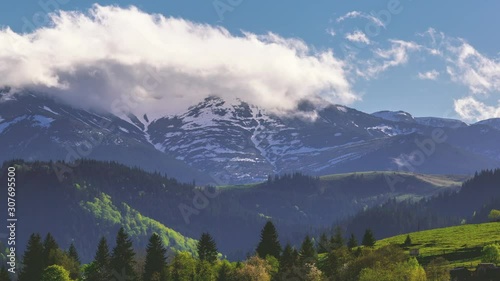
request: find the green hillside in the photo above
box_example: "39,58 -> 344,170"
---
377,222 -> 500,267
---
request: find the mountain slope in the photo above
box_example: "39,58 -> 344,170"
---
0,91 -> 213,184
3,160 -> 198,262
4,160 -> 467,260
147,97 -> 500,183
2,91 -> 500,184
378,222 -> 500,267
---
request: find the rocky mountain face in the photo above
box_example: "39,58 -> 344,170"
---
146,97 -> 500,183
1,91 -> 500,184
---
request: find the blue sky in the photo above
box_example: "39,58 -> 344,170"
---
1,0 -> 499,121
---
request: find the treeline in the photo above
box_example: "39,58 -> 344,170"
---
12,222 -> 453,281
343,169 -> 500,240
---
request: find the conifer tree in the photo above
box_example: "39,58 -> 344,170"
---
43,233 -> 59,267
330,226 -> 345,250
111,228 -> 138,281
86,237 -> 112,281
143,233 -> 167,281
256,221 -> 282,259
299,235 -> 317,264
347,233 -> 358,249
18,233 -> 44,281
362,229 -> 376,247
279,243 -> 298,274
317,233 -> 330,254
67,243 -> 80,265
404,235 -> 412,247
0,267 -> 11,281
197,232 -> 218,264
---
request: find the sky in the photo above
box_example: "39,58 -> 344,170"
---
0,0 -> 499,121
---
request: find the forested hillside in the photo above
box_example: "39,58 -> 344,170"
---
1,160 -> 464,261
343,170 -> 500,241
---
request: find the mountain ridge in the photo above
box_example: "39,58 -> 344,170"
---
1,91 -> 500,184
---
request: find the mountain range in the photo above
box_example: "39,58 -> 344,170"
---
1,90 -> 500,184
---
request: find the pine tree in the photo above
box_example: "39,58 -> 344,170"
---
68,243 -> 80,265
197,232 -> 218,264
280,243 -> 298,273
256,221 -> 282,259
86,237 -> 112,281
317,233 -> 330,254
0,267 -> 11,281
347,233 -> 358,249
330,226 -> 345,250
143,233 -> 167,281
111,228 -> 138,281
362,229 -> 376,247
43,233 -> 59,267
299,235 -> 317,264
404,235 -> 412,247
18,233 -> 44,281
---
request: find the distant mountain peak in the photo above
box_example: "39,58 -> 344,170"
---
372,110 -> 415,123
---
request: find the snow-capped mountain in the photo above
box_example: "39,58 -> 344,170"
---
146,97 -> 500,183
1,91 -> 500,184
0,90 -> 213,183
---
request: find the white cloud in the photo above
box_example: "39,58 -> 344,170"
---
326,28 -> 336,37
454,97 -> 500,121
361,40 -> 421,78
0,5 -> 358,118
336,11 -> 385,27
445,41 -> 500,94
345,30 -> 370,44
418,70 -> 439,80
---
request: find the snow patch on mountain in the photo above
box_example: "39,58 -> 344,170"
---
31,115 -> 54,128
0,116 -> 27,134
42,106 -> 60,116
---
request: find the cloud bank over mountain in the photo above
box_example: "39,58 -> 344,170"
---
0,4 -> 357,117
0,5 -> 499,122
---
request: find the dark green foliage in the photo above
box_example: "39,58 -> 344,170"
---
324,246 -> 353,279
404,235 -> 412,247
279,243 -> 299,277
330,226 -> 345,250
18,233 -> 44,281
362,229 -> 376,247
317,233 -> 330,254
347,233 -> 358,249
197,232 -> 218,264
85,237 -> 112,281
43,233 -> 60,267
143,233 -> 167,281
299,235 -> 316,264
67,243 -> 80,265
346,169 -> 500,242
111,228 -> 137,281
0,267 -> 11,281
256,221 -> 282,260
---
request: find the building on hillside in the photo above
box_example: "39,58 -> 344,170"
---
409,248 -> 420,257
475,263 -> 500,280
450,267 -> 472,281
